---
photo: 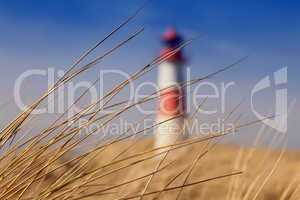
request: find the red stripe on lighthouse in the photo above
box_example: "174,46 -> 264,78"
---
159,87 -> 185,116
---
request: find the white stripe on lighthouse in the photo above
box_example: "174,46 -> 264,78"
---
158,62 -> 181,89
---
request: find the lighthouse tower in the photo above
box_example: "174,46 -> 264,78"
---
155,28 -> 186,148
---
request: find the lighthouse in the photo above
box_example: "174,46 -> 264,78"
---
155,28 -> 186,148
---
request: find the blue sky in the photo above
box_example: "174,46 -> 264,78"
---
0,0 -> 299,81
0,0 -> 299,147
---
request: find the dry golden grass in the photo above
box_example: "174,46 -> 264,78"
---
44,138 -> 297,200
3,136 -> 298,200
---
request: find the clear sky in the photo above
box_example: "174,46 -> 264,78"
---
0,0 -> 299,147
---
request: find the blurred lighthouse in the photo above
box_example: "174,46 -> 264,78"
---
155,28 -> 186,148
